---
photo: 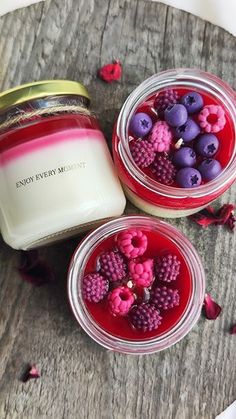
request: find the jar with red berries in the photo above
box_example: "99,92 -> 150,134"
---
67,215 -> 205,354
113,69 -> 236,217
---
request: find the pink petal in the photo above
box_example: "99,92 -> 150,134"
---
203,293 -> 222,320
22,364 -> 40,382
230,324 -> 236,334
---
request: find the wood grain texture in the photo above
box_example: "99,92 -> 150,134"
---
0,1 -> 236,418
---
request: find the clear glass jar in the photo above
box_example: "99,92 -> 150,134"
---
67,215 -> 205,355
113,69 -> 236,218
0,81 -> 126,249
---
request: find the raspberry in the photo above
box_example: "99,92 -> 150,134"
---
198,105 -> 226,133
155,253 -> 181,282
130,303 -> 162,332
150,286 -> 180,310
108,286 -> 135,316
99,250 -> 127,282
129,258 -> 154,287
154,89 -> 179,118
148,120 -> 173,152
82,273 -> 109,303
117,229 -> 148,259
130,139 -> 155,168
151,154 -> 176,185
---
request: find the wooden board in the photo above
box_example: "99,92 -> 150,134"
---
0,1 -> 235,418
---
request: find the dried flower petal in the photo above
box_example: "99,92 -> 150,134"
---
203,293 -> 222,320
17,250 -> 54,286
98,60 -> 122,83
22,364 -> 40,382
230,324 -> 236,334
190,204 -> 235,231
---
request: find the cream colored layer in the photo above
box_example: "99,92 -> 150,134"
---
0,135 -> 126,249
124,186 -> 207,218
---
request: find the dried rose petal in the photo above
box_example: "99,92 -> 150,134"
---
17,250 -> 54,286
230,324 -> 236,334
190,204 -> 235,231
203,293 -> 222,320
98,60 -> 122,83
22,364 -> 40,382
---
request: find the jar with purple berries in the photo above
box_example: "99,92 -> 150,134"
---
113,69 -> 236,217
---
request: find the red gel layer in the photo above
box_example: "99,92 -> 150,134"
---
84,228 -> 192,341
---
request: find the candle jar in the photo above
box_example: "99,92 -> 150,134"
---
113,69 -> 236,217
0,81 -> 126,249
67,215 -> 205,354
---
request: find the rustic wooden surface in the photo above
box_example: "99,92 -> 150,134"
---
0,1 -> 236,418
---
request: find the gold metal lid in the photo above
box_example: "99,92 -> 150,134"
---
0,80 -> 90,111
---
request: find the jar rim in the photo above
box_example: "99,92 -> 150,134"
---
116,68 -> 236,199
0,80 -> 90,112
67,215 -> 205,354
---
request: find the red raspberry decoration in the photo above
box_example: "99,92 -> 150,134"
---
154,89 -> 179,118
151,154 -> 176,185
130,139 -> 155,168
108,286 -> 135,316
129,258 -> 154,287
98,60 -> 122,83
130,303 -> 162,332
82,273 -> 109,303
99,250 -> 127,282
117,229 -> 148,259
148,120 -> 173,152
155,253 -> 181,282
150,286 -> 180,310
198,105 -> 226,133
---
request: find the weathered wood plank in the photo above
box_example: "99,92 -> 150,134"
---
0,1 -> 235,418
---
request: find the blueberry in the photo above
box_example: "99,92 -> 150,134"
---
195,134 -> 219,157
198,159 -> 222,181
164,104 -> 188,127
176,167 -> 202,188
175,118 -> 200,142
180,92 -> 204,114
173,147 -> 197,168
129,112 -> 153,138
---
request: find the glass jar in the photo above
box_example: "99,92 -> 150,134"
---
113,69 -> 236,218
0,81 -> 126,249
67,215 -> 205,355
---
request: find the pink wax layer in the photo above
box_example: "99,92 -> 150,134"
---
84,228 -> 192,341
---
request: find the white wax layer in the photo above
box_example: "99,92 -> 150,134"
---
0,0 -> 44,16
0,130 -> 126,249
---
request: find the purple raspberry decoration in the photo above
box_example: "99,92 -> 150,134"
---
99,250 -> 127,282
176,167 -> 202,188
130,139 -> 155,168
198,158 -> 222,181
151,154 -> 176,185
130,303 -> 162,332
173,147 -> 197,168
129,112 -> 153,138
164,104 -> 188,127
150,286 -> 180,310
180,91 -> 204,114
175,118 -> 201,142
82,273 -> 109,303
154,89 -> 179,118
155,253 -> 181,282
195,134 -> 219,158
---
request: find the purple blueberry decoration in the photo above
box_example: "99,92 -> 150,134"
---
164,104 -> 188,127
129,112 -> 153,138
176,167 -> 202,188
195,134 -> 219,157
173,147 -> 197,168
175,118 -> 201,142
198,159 -> 222,181
180,91 -> 204,114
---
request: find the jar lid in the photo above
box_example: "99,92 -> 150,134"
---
0,80 -> 90,111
